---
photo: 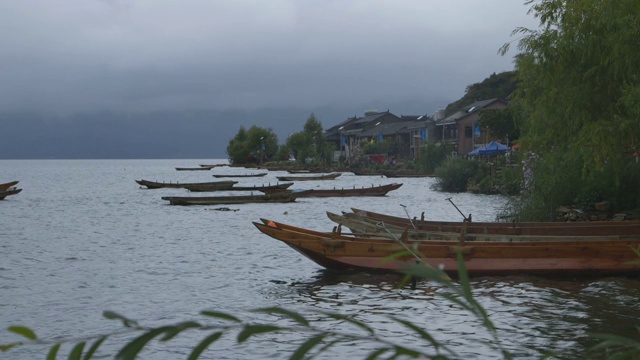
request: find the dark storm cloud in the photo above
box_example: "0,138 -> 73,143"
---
0,0 -> 539,114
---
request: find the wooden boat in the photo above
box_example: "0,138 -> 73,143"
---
276,172 -> 341,181
199,164 -> 227,169
349,208 -> 640,237
185,182 -> 294,192
212,173 -> 267,178
162,191 -> 306,206
176,167 -> 210,171
261,183 -> 403,197
381,171 -> 434,178
253,218 -> 640,276
351,170 -> 384,176
135,179 -> 237,190
0,181 -> 19,191
0,188 -> 22,200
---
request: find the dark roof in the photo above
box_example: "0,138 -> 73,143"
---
359,119 -> 429,137
435,98 -> 508,126
325,111 -> 397,138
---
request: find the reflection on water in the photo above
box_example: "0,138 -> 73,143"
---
272,270 -> 640,359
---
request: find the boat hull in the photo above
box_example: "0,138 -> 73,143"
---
253,221 -> 640,276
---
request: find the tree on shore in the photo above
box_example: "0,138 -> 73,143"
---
502,0 -> 640,220
285,113 -> 334,167
226,125 -> 278,165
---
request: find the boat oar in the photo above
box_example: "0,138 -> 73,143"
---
446,197 -> 472,222
400,204 -> 418,231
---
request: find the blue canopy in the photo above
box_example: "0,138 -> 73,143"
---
468,141 -> 508,156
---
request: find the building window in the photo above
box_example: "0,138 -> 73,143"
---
465,126 -> 472,138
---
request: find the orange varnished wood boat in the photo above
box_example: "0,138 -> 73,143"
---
261,183 -> 402,197
135,179 -> 237,190
349,208 -> 640,237
253,218 -> 640,276
276,172 -> 341,181
0,181 -> 19,191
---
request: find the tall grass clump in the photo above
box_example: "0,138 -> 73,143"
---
433,157 -> 489,192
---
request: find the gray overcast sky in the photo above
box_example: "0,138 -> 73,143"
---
0,0 -> 538,115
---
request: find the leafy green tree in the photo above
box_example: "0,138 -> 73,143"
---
286,113 -> 333,167
477,107 -> 520,144
445,71 -> 518,116
501,0 -> 640,218
226,126 -> 278,165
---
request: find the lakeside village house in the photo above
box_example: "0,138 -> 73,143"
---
323,98 -> 510,164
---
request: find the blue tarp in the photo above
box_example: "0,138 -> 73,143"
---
468,141 -> 508,156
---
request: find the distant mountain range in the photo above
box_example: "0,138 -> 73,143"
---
0,100 -> 445,159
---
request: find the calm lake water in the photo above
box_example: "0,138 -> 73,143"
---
1,159 -> 638,359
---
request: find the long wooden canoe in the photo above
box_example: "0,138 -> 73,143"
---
185,182 -> 294,192
0,188 -> 22,200
349,208 -> 640,237
0,181 -> 19,191
135,179 -> 237,190
326,212 -> 638,241
276,172 -> 341,181
161,191 -> 306,206
212,173 -> 267,178
176,167 -> 210,171
261,183 -> 403,197
381,171 -> 434,178
253,219 -> 640,276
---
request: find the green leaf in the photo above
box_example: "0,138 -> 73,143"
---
290,333 -> 326,360
187,332 -> 222,360
392,345 -> 421,358
7,326 -> 37,340
365,348 -> 390,360
47,343 -> 61,360
83,337 -> 106,360
237,325 -> 282,343
159,321 -> 202,341
0,343 -> 20,352
200,311 -> 241,323
68,342 -> 85,360
322,313 -> 374,335
116,326 -> 173,360
252,307 -> 309,326
103,311 -> 139,328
